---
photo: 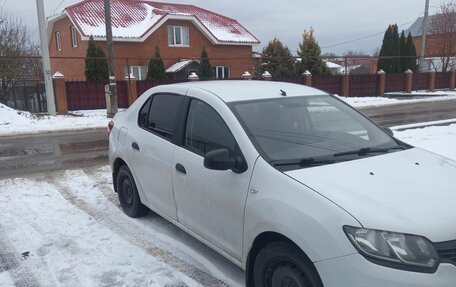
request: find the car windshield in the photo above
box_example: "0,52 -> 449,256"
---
230,95 -> 404,170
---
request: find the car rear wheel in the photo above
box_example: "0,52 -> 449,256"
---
116,165 -> 148,218
253,242 -> 323,287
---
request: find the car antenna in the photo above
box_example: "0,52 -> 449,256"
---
280,89 -> 287,96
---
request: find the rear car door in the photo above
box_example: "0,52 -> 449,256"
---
128,93 -> 184,219
172,96 -> 254,261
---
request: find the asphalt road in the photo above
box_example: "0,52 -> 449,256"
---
0,129 -> 108,179
1,98 -> 456,178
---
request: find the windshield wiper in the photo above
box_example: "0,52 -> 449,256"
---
333,146 -> 406,157
271,157 -> 336,167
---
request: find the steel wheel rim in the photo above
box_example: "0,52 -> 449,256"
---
121,174 -> 134,207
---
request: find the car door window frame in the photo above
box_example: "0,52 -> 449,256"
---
137,93 -> 185,144
177,97 -> 244,159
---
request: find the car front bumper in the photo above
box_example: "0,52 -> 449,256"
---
315,253 -> 456,287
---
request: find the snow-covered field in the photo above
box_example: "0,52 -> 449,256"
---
1,91 -> 456,136
0,122 -> 455,286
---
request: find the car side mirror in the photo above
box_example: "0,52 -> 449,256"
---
204,148 -> 237,171
383,127 -> 394,136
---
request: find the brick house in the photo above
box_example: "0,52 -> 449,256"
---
404,15 -> 456,60
47,0 -> 260,80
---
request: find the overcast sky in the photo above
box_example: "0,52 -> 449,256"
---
4,0 -> 450,55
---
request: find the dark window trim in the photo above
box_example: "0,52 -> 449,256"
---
137,92 -> 185,144
178,97 -> 243,158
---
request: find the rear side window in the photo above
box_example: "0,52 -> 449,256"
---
138,94 -> 181,140
185,100 -> 236,155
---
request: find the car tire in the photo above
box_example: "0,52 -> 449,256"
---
116,165 -> 148,218
253,241 -> 323,287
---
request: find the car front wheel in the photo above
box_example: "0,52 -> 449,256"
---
253,241 -> 323,287
116,165 -> 148,218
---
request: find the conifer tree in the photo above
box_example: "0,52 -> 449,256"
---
85,36 -> 108,82
95,46 -> 109,82
378,24 -> 402,73
260,38 -> 295,78
405,32 -> 418,72
146,47 -> 167,80
297,28 -> 331,75
198,46 -> 213,79
400,31 -> 407,72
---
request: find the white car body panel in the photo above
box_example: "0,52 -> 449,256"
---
286,148 -> 456,242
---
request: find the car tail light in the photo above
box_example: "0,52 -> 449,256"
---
107,120 -> 114,134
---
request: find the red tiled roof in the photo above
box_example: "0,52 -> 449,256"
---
62,0 -> 259,44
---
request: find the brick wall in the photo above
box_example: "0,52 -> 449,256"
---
49,16 -> 255,80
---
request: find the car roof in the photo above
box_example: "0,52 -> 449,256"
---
163,80 -> 329,103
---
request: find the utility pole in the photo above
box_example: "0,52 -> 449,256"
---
36,0 -> 56,115
104,0 -> 118,118
419,0 -> 430,71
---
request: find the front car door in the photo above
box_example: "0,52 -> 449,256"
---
172,92 -> 256,261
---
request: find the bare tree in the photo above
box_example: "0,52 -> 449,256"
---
430,2 -> 456,72
0,7 -> 39,104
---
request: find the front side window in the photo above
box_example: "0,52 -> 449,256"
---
168,25 -> 190,46
70,26 -> 78,48
231,95 -> 401,169
185,100 -> 236,155
138,94 -> 181,140
55,32 -> 62,51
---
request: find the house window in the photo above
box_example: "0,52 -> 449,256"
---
55,32 -> 62,51
168,26 -> 189,46
213,66 -> 230,79
124,66 -> 148,80
70,26 -> 78,48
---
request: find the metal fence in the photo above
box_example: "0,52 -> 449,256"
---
385,74 -> 406,92
66,81 -> 129,110
2,80 -> 47,113
412,73 -> 429,91
349,74 -> 378,97
312,75 -> 343,95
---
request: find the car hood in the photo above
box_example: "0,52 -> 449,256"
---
285,148 -> 456,242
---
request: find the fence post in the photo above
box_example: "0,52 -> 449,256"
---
377,69 -> 385,97
449,69 -> 455,90
428,70 -> 436,92
302,70 -> 312,86
52,72 -> 68,115
405,69 -> 413,94
261,71 -> 272,81
241,71 -> 252,80
125,75 -> 137,106
342,73 -> 350,97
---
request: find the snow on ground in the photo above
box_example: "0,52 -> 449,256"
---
394,123 -> 456,161
1,91 -> 456,136
338,90 -> 456,108
0,104 -> 111,136
0,166 -> 244,287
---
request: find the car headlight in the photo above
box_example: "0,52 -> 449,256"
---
344,226 -> 439,272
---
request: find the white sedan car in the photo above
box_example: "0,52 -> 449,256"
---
109,81 -> 456,287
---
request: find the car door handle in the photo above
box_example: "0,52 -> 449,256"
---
175,163 -> 186,174
131,142 -> 140,151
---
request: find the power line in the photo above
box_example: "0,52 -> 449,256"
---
52,0 -> 67,14
321,18 -> 419,49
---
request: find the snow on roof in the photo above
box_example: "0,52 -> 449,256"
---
61,0 -> 259,44
166,59 -> 199,73
324,60 -> 342,69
